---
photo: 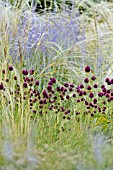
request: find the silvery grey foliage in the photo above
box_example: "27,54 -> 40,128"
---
93,134 -> 105,163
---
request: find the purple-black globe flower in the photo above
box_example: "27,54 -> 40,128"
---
89,92 -> 94,98
91,76 -> 96,80
93,84 -> 98,88
93,98 -> 97,104
64,82 -> 69,87
87,86 -> 91,90
79,84 -> 84,89
23,82 -> 28,88
8,65 -> 13,71
29,69 -> 34,75
84,78 -> 89,83
2,69 -> 5,74
85,66 -> 90,73
35,80 -> 39,86
22,69 -> 29,76
51,78 -> 56,83
0,83 -> 4,90
14,76 -> 17,80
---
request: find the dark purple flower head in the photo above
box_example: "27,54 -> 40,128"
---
64,82 -> 69,87
93,98 -> 97,104
25,77 -> 30,83
29,69 -> 34,75
84,78 -> 89,83
0,83 -> 4,90
17,84 -> 20,87
107,98 -> 111,102
2,69 -> 5,74
63,116 -> 66,119
64,88 -> 67,92
65,110 -> 70,115
89,92 -> 94,98
60,94 -> 63,98
61,107 -> 65,112
22,69 -> 28,76
83,91 -> 87,95
54,105 -> 58,109
91,113 -> 94,117
32,110 -> 36,114
106,90 -> 110,93
107,81 -> 111,85
91,76 -> 96,80
101,84 -> 105,89
76,88 -> 80,93
49,94 -> 52,98
102,106 -> 106,111
47,85 -> 52,91
23,82 -> 28,88
79,84 -> 84,89
103,101 -> 106,105
105,77 -> 110,83
76,99 -> 80,103
60,86 -> 64,91
29,83 -> 33,87
85,66 -> 90,73
105,93 -> 110,98
98,107 -> 101,112
70,84 -> 74,88
76,112 -> 79,115
54,96 -> 57,100
94,110 -> 96,113
66,95 -> 70,99
79,91 -> 83,96
6,78 -> 9,82
81,97 -> 85,101
89,102 -> 94,107
105,78 -> 111,85
98,92 -> 103,97
56,87 -> 60,91
110,78 -> 113,84
43,98 -> 47,104
34,93 -> 38,97
69,87 -> 73,92
87,86 -> 91,90
102,88 -> 106,92
42,90 -> 47,96
51,78 -> 56,83
72,93 -> 76,97
14,76 -> 17,80
111,92 -> 113,96
8,65 -> 13,71
61,97 -> 64,101
93,84 -> 98,88
30,77 -> 34,82
39,100 -> 44,104
48,81 -> 53,85
39,105 -> 43,109
109,95 -> 113,101
62,91 -> 65,95
33,90 -> 36,94
85,101 -> 88,105
33,98 -> 37,103
35,80 -> 39,86
29,99 -> 32,103
87,106 -> 90,109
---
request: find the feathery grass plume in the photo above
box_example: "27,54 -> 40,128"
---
1,1 -> 113,169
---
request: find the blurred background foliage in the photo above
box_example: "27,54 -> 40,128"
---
5,0 -> 113,12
